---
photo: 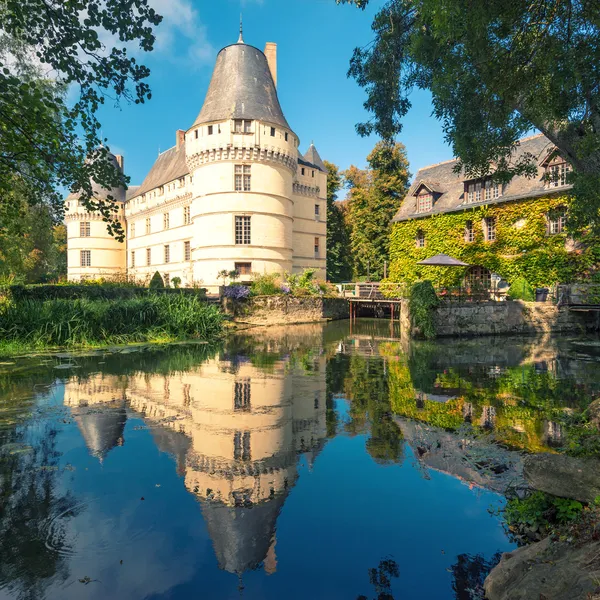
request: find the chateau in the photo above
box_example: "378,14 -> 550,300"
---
389,133 -> 597,288
65,30 -> 327,290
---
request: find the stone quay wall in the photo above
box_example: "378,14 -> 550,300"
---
229,296 -> 349,326
401,299 -> 598,338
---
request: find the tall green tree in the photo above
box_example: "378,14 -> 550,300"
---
344,141 -> 410,280
0,1 -> 162,240
324,160 -> 353,282
338,0 -> 600,232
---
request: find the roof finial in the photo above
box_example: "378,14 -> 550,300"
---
238,14 -> 244,44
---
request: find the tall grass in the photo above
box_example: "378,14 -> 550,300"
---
0,295 -> 223,351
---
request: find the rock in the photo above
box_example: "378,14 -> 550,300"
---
589,398 -> 600,430
484,537 -> 600,600
524,453 -> 600,503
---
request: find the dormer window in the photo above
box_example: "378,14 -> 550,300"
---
234,120 -> 252,133
546,156 -> 571,188
417,192 -> 433,213
465,178 -> 501,204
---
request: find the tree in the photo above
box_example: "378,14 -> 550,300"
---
344,142 -> 410,280
0,1 -> 162,240
338,0 -> 600,232
324,160 -> 353,282
149,271 -> 164,290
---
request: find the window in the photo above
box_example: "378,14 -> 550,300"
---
195,129 -> 198,139
301,167 -> 305,176
547,160 -> 571,188
233,431 -> 251,461
131,222 -> 135,238
466,181 -> 482,203
146,248 -> 151,266
417,193 -> 433,213
208,125 -> 213,135
234,120 -> 242,133
285,132 -> 288,142
178,177 -> 185,188
270,127 -> 275,137
234,165 -> 251,192
159,186 -> 164,196
465,220 -> 475,243
235,216 -> 251,245
80,250 -> 91,267
484,217 -> 496,241
548,209 -> 567,234
131,251 -> 135,268
315,204 -> 320,220
484,179 -> 500,201
77,199 -> 85,207
164,245 -> 170,264
314,392 -> 320,409
314,237 -> 320,257
183,205 -> 191,225
164,273 -> 170,287
163,212 -> 170,230
234,380 -> 251,411
312,170 -> 315,178
244,120 -> 252,133
416,229 -> 425,248
235,262 -> 252,276
146,217 -> 151,235
80,221 -> 91,237
184,241 -> 191,261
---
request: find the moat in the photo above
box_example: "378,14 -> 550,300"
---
0,320 -> 599,599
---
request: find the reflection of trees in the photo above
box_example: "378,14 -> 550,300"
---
356,557 -> 400,600
0,424 -> 81,600
450,552 -> 502,600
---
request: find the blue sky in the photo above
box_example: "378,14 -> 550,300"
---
97,0 -> 453,187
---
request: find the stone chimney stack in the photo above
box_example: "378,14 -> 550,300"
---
115,155 -> 124,172
264,43 -> 277,89
176,129 -> 186,150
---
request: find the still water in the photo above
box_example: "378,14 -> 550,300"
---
0,320 -> 599,600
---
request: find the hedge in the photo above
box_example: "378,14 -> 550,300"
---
0,284 -> 207,302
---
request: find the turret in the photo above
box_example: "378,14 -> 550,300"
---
65,152 -> 127,281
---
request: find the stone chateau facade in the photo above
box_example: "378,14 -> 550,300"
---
65,32 -> 327,290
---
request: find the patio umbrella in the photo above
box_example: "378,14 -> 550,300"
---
418,253 -> 469,267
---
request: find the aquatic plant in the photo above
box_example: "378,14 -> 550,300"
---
0,294 -> 223,352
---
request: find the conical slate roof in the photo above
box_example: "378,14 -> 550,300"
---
303,143 -> 327,173
65,151 -> 127,203
193,42 -> 290,130
74,407 -> 126,460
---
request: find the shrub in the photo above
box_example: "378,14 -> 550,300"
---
408,280 -> 439,339
286,269 -> 320,296
149,271 -> 165,290
223,285 -> 250,300
250,273 -> 281,296
171,277 -> 181,289
508,277 -> 535,301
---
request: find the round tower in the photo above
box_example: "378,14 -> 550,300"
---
185,33 -> 298,286
65,152 -> 127,281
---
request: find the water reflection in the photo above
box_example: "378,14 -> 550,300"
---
0,322 -> 598,599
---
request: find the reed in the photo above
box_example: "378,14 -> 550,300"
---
0,294 -> 223,352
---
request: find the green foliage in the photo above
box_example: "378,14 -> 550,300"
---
389,195 -> 598,287
0,295 -> 223,351
149,271 -> 164,290
323,160 -> 353,282
337,0 -> 600,233
408,281 -> 439,339
0,1 -> 162,238
504,491 -> 584,540
344,142 -> 411,280
507,277 -> 535,301
171,277 -> 181,289
250,273 -> 281,296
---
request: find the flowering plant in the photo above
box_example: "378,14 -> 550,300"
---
223,285 -> 250,300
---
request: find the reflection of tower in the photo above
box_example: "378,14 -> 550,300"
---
543,420 -> 564,447
63,348 -> 328,577
480,406 -> 496,430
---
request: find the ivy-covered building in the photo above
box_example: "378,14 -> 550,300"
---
389,134 -> 599,288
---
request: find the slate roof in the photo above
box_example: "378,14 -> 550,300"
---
194,42 -> 290,130
74,406 -> 126,461
303,144 -> 327,173
135,145 -> 189,198
65,152 -> 127,203
393,134 -> 566,222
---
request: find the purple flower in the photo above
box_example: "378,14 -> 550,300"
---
223,285 -> 250,299
280,285 -> 291,294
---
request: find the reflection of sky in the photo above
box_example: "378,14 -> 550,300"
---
0,349 -> 516,600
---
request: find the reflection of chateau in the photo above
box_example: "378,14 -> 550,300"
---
64,351 -> 327,576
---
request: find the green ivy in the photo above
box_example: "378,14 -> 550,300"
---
388,195 -> 599,287
408,281 -> 439,339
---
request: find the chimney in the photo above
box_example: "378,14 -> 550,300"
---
264,42 -> 277,89
115,155 -> 124,172
176,129 -> 186,150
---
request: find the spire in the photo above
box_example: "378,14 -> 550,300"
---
238,14 -> 244,44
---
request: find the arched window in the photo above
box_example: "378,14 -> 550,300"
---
464,266 -> 492,290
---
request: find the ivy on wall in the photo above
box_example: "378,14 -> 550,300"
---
388,195 -> 600,287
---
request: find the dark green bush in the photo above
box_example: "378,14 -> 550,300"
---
507,277 -> 535,301
149,271 -> 165,290
409,280 -> 439,340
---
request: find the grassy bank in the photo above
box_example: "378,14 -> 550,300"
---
0,294 -> 223,354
